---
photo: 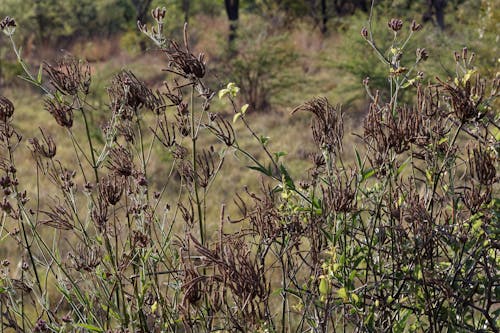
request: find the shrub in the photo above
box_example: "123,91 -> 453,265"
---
0,8 -> 498,333
219,16 -> 299,112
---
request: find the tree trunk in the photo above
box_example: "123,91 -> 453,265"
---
224,0 -> 239,43
433,0 -> 446,30
320,0 -> 327,34
182,0 -> 190,23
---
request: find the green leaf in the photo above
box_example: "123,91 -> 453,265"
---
233,112 -> 241,123
462,69 -> 477,84
319,278 -> 330,295
362,169 -> 376,181
37,63 -> 43,83
437,137 -> 448,145
274,151 -> 287,160
279,164 -> 295,190
337,287 -> 348,302
402,78 -> 415,89
218,88 -> 229,99
351,292 -> 360,304
396,157 -> 410,176
240,103 -> 249,114
425,169 -> 433,184
259,135 -> 270,146
355,150 -> 363,171
247,165 -> 272,177
75,324 -> 104,332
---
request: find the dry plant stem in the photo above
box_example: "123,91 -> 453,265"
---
228,96 -> 279,173
7,35 -> 53,97
190,86 -> 204,245
78,103 -> 100,183
427,122 -> 463,213
6,137 -> 44,303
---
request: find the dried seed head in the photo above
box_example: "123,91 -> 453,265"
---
116,120 -> 135,143
437,73 -> 486,122
411,20 -> 422,32
206,115 -> 235,146
360,27 -> 368,39
323,171 -> 356,213
152,7 -> 167,22
132,230 -> 150,248
0,16 -> 16,35
29,129 -> 56,159
469,146 -> 497,186
33,319 -> 48,333
178,160 -> 195,186
164,40 -> 206,79
172,143 -> 188,160
107,146 -> 134,177
196,148 -> 218,188
40,204 -> 74,230
108,71 -> 160,113
416,48 -> 429,62
98,175 -> 124,206
58,169 -> 76,193
463,184 -> 491,214
91,199 -> 108,233
388,18 -> 403,32
44,57 -> 91,96
293,97 -> 344,153
163,80 -> 183,106
154,113 -> 176,148
69,243 -> 101,272
0,96 -> 14,121
44,98 -> 73,128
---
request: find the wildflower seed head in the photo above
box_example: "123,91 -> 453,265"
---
0,96 -> 14,121
107,146 -> 134,177
388,18 -> 403,32
294,98 -> 344,153
44,57 -> 91,96
109,71 -> 159,113
361,27 -> 368,39
0,16 -> 16,36
40,204 -> 74,230
44,98 -> 73,128
469,146 -> 497,186
33,319 -> 48,333
172,143 -> 188,160
165,40 -> 206,79
463,184 -> 491,214
91,199 -> 108,233
29,130 -> 56,159
98,175 -> 124,206
152,7 -> 166,22
416,48 -> 429,62
411,20 -> 422,32
69,243 -> 101,272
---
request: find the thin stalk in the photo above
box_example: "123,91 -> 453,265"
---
79,105 -> 99,183
190,86 -> 204,245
